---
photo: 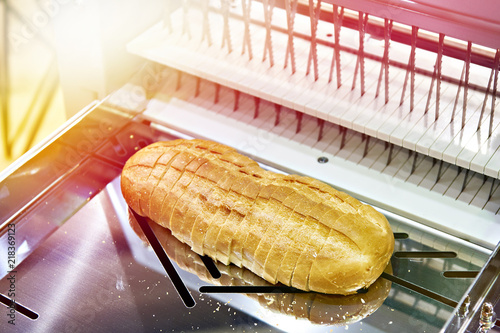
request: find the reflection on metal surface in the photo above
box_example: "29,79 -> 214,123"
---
128,211 -> 392,327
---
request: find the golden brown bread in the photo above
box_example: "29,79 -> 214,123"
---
121,139 -> 394,295
128,212 -> 392,325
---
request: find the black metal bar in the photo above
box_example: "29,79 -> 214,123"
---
381,272 -> 458,308
394,251 -> 457,259
198,255 -> 221,279
132,210 -> 196,308
393,232 -> 409,239
0,292 -> 39,320
199,285 -> 310,294
443,271 -> 479,278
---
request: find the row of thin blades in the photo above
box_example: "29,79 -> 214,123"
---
169,0 -> 500,138
173,70 -> 499,209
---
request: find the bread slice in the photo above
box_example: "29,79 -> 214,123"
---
188,181 -> 219,255
239,183 -> 282,259
213,171 -> 262,265
147,153 -> 184,224
157,151 -> 200,230
199,186 -> 227,259
166,152 -> 203,237
174,156 -> 218,243
239,199 -> 272,268
219,209 -> 246,266
260,192 -> 303,283
247,184 -> 295,276
144,150 -> 183,217
251,200 -> 294,279
207,172 -> 240,264
183,163 -> 232,248
228,177 -> 266,267
274,212 -> 307,285
121,148 -> 166,216
290,219 -> 330,291
199,185 -> 231,262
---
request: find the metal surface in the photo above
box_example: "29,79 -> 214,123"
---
442,243 -> 500,333
0,104 -> 497,331
0,179 -> 282,332
1,0 -> 499,330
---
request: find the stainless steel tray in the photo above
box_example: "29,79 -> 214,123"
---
0,103 -> 498,332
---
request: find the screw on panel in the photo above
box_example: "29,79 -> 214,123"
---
479,302 -> 496,332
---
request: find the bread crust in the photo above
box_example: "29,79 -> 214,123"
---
121,139 -> 394,295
